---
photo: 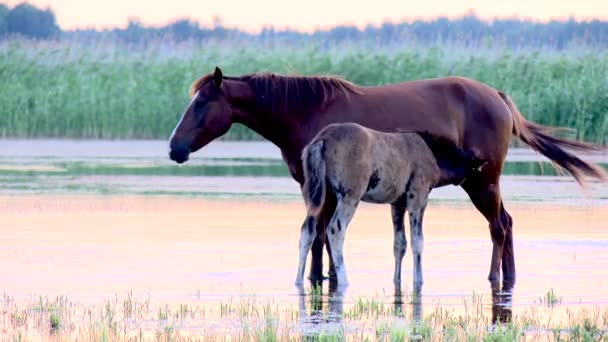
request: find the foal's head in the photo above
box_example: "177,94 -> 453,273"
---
169,67 -> 234,164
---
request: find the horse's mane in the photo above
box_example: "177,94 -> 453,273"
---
189,74 -> 215,96
189,72 -> 361,115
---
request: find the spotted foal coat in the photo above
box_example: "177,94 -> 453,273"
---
295,122 -> 484,288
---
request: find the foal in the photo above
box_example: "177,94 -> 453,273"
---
295,122 -> 485,287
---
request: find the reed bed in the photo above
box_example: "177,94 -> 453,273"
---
1,39 -> 607,143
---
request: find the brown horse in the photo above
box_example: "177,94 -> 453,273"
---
297,122 -> 486,287
168,67 -> 607,285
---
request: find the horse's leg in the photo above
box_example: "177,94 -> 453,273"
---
500,201 -> 516,283
461,178 -> 510,282
309,233 -> 324,281
309,191 -> 337,281
408,205 -> 426,286
295,215 -> 318,285
325,200 -> 357,287
326,236 -> 337,280
391,204 -> 407,287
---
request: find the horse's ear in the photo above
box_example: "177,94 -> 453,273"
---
213,67 -> 223,87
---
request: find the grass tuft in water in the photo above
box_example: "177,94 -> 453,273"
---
541,288 -> 563,307
1,291 -> 608,340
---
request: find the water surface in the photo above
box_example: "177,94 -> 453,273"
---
0,140 -> 607,338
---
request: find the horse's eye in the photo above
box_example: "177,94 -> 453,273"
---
194,100 -> 206,112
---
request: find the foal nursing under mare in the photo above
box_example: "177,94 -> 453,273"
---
168,67 -> 607,285
296,123 -> 486,287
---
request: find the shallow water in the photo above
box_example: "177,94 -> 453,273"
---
1,197 -> 607,330
1,140 -> 607,205
0,140 -> 607,338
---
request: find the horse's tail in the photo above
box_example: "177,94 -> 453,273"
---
499,91 -> 607,187
302,139 -> 327,215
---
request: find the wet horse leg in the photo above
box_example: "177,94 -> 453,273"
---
309,191 -> 337,282
325,200 -> 358,287
500,200 -> 515,283
408,206 -> 426,286
295,215 -> 318,285
390,205 -> 407,287
462,178 -> 512,283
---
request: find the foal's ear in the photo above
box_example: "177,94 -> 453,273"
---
213,67 -> 223,87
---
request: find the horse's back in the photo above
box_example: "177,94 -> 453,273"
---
342,75 -> 512,184
316,123 -> 435,168
313,122 -> 442,205
313,122 -> 374,153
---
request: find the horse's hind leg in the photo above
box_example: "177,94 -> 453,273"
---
309,191 -> 337,282
325,200 -> 358,287
408,205 -> 427,286
462,178 -> 514,283
500,200 -> 515,283
391,205 -> 407,287
295,215 -> 318,285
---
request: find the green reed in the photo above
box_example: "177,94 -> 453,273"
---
2,291 -> 608,341
1,38 -> 607,143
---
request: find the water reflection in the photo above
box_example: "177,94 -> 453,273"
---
297,281 -> 344,326
4,158 -> 604,178
297,280 -> 514,334
491,281 -> 514,324
394,284 -> 423,323
296,281 -> 424,333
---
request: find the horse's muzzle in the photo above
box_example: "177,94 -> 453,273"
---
169,147 -> 190,164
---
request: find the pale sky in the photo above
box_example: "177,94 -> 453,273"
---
6,0 -> 608,33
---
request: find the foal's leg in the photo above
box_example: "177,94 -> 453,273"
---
391,205 -> 407,287
461,178 -> 513,283
408,205 -> 427,286
295,215 -> 318,285
325,200 -> 358,286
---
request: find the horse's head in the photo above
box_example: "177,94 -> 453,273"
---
169,67 -> 233,164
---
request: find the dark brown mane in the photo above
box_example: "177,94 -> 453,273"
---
190,72 -> 361,115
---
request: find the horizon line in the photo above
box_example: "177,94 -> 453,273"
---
58,11 -> 608,34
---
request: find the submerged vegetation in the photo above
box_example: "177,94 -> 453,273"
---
1,290 -> 607,341
542,288 -> 563,307
1,38 -> 607,143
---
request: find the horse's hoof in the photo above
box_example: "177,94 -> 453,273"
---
332,281 -> 349,290
502,275 -> 516,284
487,273 -> 500,283
501,280 -> 516,292
307,274 -> 329,282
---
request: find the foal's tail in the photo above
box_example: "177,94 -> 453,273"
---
302,139 -> 327,215
499,91 -> 608,187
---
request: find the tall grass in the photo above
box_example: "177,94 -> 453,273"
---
1,38 -> 607,143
